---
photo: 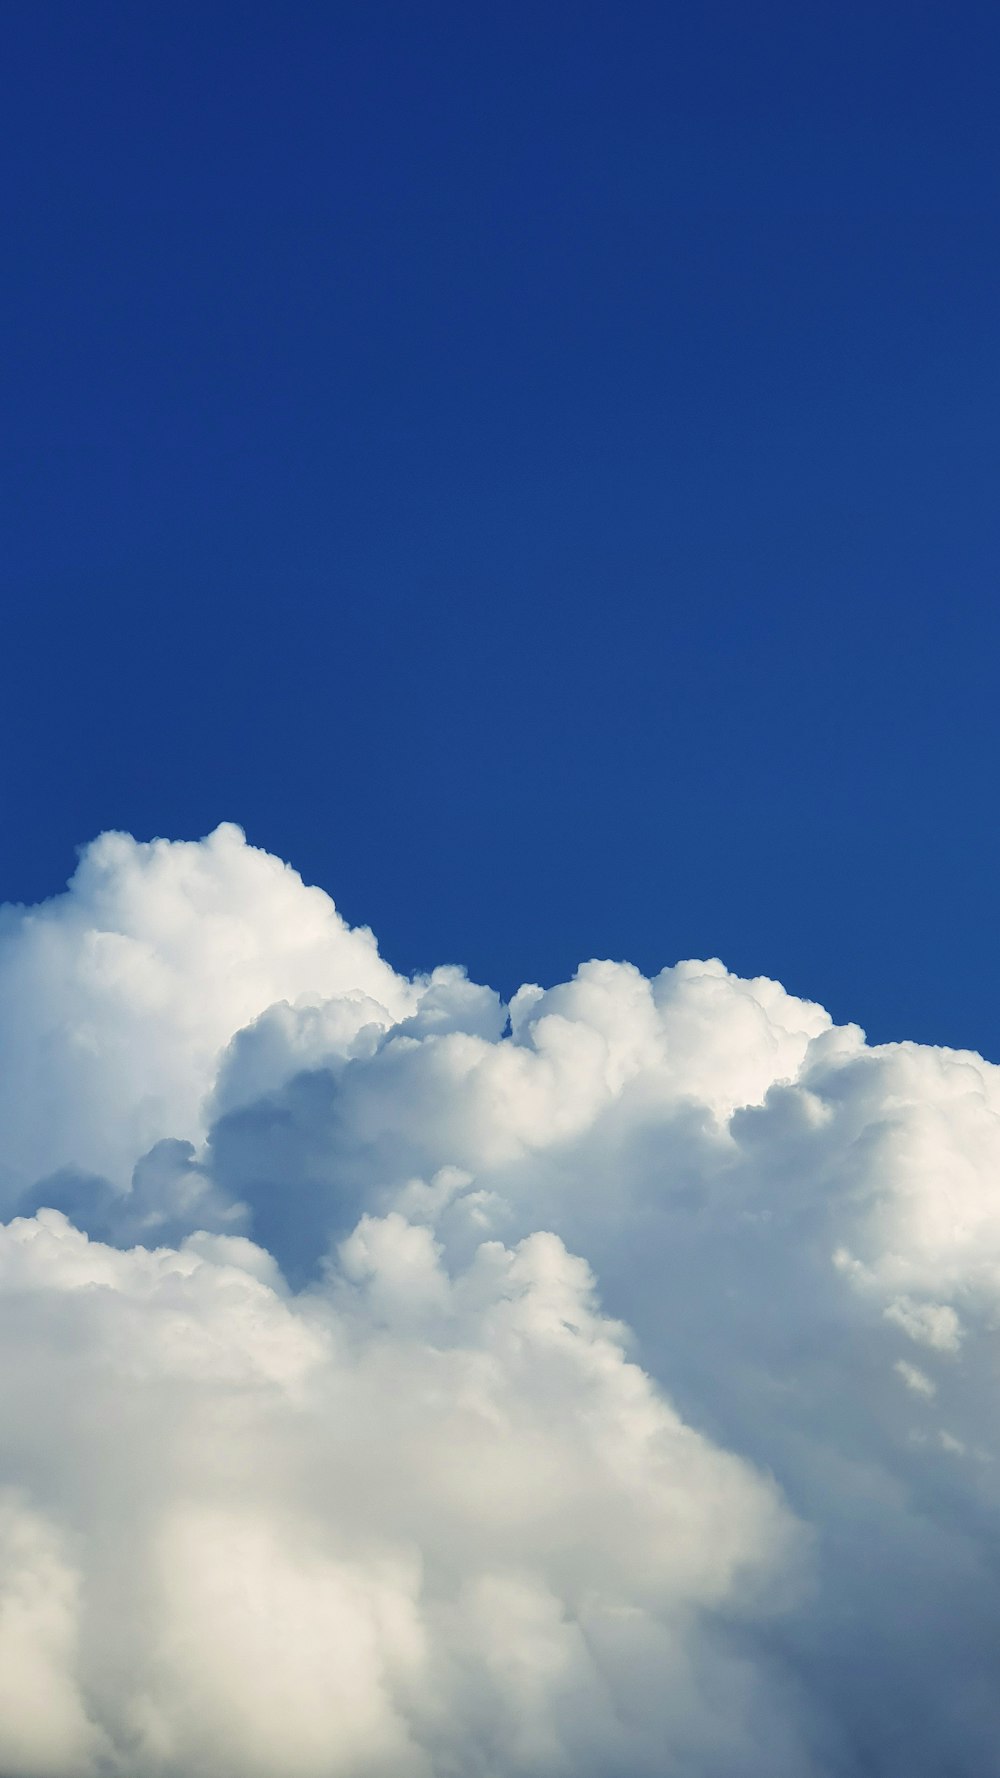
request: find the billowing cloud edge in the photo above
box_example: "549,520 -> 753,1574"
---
0,826 -> 998,1777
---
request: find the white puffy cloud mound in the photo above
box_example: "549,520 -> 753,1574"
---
1,826 -> 1000,1776
0,824 -> 414,1202
0,1210 -> 801,1778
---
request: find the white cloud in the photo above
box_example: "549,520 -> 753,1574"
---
0,1491 -> 109,1776
0,1207 -> 799,1777
884,1295 -> 964,1353
1,826 -> 1000,1773
0,824 -> 413,1202
894,1359 -> 936,1397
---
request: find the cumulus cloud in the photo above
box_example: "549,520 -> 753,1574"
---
0,824 -> 413,1203
1,825 -> 999,1774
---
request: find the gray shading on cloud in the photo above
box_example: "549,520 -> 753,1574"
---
1,826 -> 999,1775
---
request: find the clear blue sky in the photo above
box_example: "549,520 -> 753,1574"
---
3,2 -> 998,1052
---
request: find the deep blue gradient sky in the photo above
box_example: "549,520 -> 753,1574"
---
3,3 -> 999,1052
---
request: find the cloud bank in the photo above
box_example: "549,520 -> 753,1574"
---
1,825 -> 999,1775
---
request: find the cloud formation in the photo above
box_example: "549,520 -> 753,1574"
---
1,826 -> 999,1775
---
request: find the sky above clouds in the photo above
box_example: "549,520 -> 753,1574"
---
2,826 -> 1000,1776
2,1 -> 1000,1053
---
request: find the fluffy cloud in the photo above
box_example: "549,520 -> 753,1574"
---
0,824 -> 413,1203
0,1207 -> 802,1778
1,826 -> 999,1774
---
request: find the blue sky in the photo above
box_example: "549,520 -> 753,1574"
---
3,1 -> 998,1052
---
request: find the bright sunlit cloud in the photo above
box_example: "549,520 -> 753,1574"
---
1,826 -> 999,1776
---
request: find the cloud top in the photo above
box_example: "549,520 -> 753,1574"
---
1,826 -> 998,1775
